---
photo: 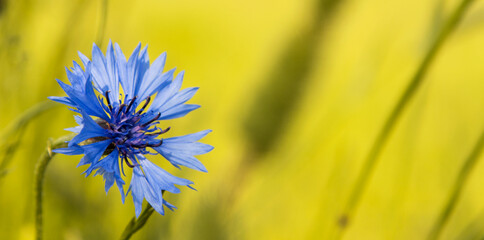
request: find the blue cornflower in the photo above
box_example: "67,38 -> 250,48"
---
50,41 -> 213,217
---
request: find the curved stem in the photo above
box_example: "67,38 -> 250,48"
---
119,203 -> 156,240
33,132 -> 158,240
1,101 -> 56,180
0,101 -> 56,142
34,134 -> 74,240
427,129 -> 484,240
336,0 -> 475,237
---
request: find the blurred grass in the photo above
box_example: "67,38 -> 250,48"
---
337,0 -> 475,238
244,0 -> 342,155
2,0 -> 484,239
428,125 -> 484,239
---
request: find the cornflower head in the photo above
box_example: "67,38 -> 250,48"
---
50,41 -> 213,217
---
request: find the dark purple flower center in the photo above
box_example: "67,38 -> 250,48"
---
98,91 -> 169,167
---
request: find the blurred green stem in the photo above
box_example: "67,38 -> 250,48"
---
33,132 -> 157,240
336,0 -> 475,237
119,203 -> 157,240
34,134 -> 74,240
0,101 -> 55,144
454,207 -> 484,240
427,129 -> 484,240
0,101 -> 57,179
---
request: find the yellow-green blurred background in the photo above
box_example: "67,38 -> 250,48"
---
2,0 -> 484,239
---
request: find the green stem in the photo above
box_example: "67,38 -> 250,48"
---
0,101 -> 56,179
336,0 -> 475,237
119,203 -> 156,240
34,134 -> 74,240
0,101 -> 56,144
427,129 -> 484,240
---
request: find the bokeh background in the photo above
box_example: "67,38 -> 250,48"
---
2,0 -> 484,239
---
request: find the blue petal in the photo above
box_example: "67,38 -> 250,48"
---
158,104 -> 200,120
154,130 -> 212,172
78,51 -> 90,68
114,42 -> 129,96
139,68 -> 175,103
98,169 -> 126,203
65,66 -> 86,89
157,150 -> 207,172
91,42 -> 119,103
74,115 -> 83,125
91,43 -> 110,92
159,142 -> 213,156
69,111 -> 108,146
130,166 -> 147,217
48,96 -> 75,107
160,87 -> 198,111
55,78 -> 108,119
150,71 -> 183,109
163,199 -> 177,211
163,129 -> 212,142
137,52 -> 168,100
53,144 -> 83,155
71,60 -> 87,78
150,71 -> 200,119
105,40 -> 119,101
129,166 -> 165,217
122,43 -> 142,98
139,156 -> 193,194
65,125 -> 82,133
133,45 -> 150,98
152,68 -> 176,94
103,171 -> 115,193
117,177 -> 125,203
77,139 -> 111,168
64,115 -> 83,133
86,148 -> 119,175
